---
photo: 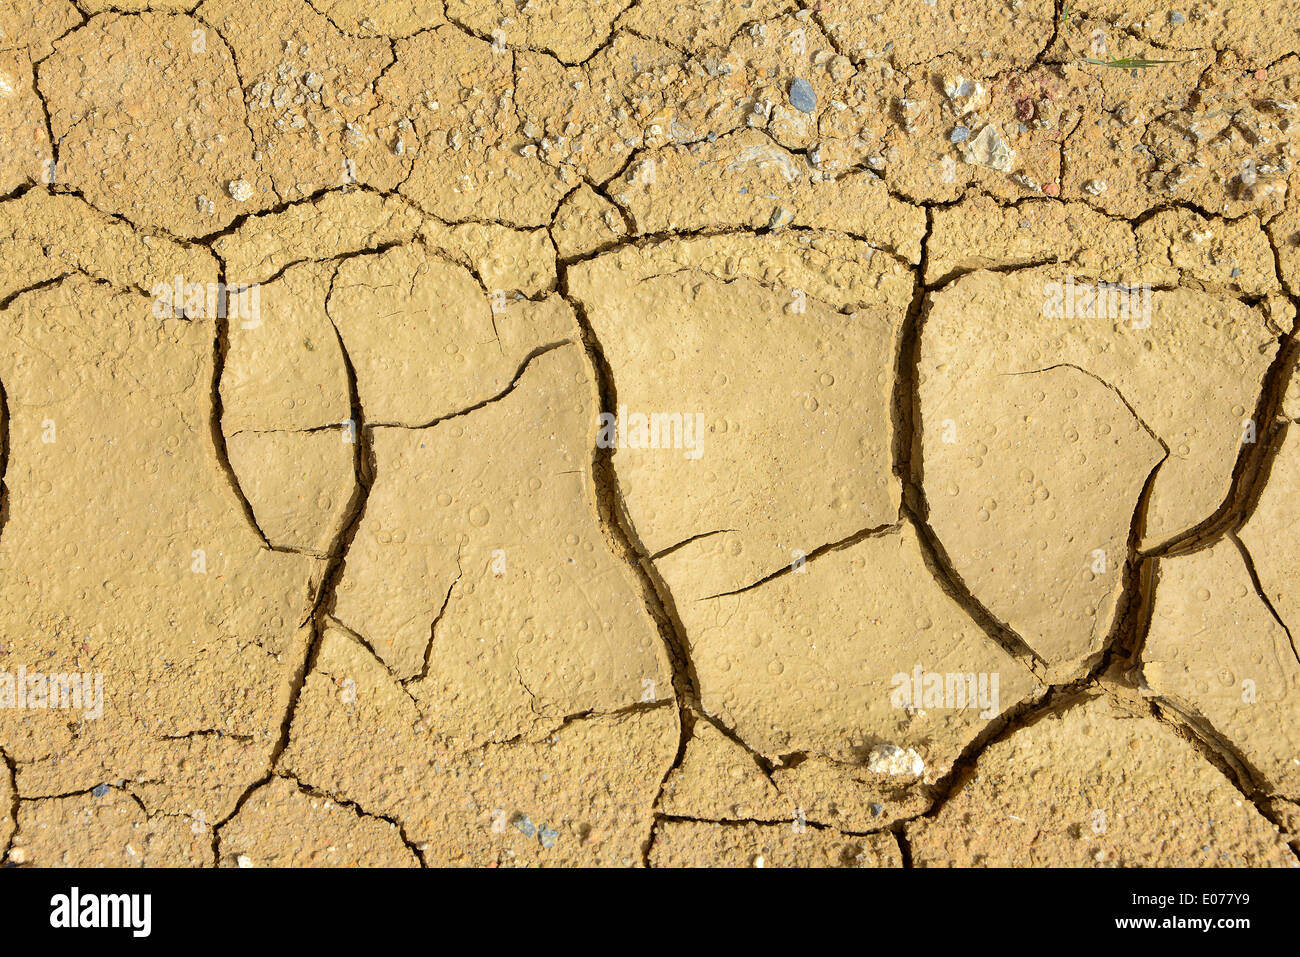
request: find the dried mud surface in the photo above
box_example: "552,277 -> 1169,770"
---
1,0 -> 1299,868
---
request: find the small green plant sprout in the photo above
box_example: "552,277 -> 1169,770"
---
1081,55 -> 1185,69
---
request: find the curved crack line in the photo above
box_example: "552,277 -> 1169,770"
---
208,255 -> 274,551
405,553 -> 462,685
557,272 -> 708,865
1146,334 -> 1299,559
367,340 -> 572,430
695,522 -> 900,602
1229,532 -> 1300,666
0,748 -> 16,863
895,210 -> 1047,676
441,0 -> 641,69
210,255 -> 382,863
213,771 -> 426,867
0,370 -> 9,555
1002,362 -> 1169,453
1146,692 -> 1300,863
187,8 -> 284,204
649,528 -> 735,561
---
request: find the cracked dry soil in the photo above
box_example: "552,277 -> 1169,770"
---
0,0 -> 1299,869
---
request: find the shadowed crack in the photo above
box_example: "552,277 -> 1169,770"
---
195,184 -> 376,246
646,811 -> 910,868
212,772 -> 427,866
188,9 -> 284,205
891,824 -> 913,867
924,257 -> 1063,290
898,686 -> 1108,833
1145,333 -> 1300,559
284,774 -> 427,865
1094,451 -> 1168,682
241,237 -> 415,289
599,128 -> 925,264
161,729 -> 254,743
1229,532 -> 1300,665
318,616 -> 429,715
211,255 -> 382,860
368,340 -> 572,429
441,0 -> 640,68
891,492 -> 1299,866
405,557 -> 462,686
991,363 -> 1174,683
0,274 -> 74,313
556,269 -> 707,865
25,59 -> 60,187
696,522 -> 900,601
209,255 -> 274,551
649,528 -> 735,561
894,208 -> 1046,676
304,260 -> 379,630
558,240 -> 919,862
1146,693 -> 1300,863
0,748 -> 16,862
1004,363 -> 1170,454
653,811 -> 870,835
877,197 -> 1291,854
0,371 -> 8,556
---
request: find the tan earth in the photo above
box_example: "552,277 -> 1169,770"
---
0,0 -> 1298,868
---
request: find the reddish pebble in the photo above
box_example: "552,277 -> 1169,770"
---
1255,69 -> 1267,81
1043,182 -> 1059,196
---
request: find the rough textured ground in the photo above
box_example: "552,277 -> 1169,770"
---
1,0 -> 1298,868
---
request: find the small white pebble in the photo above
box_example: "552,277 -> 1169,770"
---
237,854 -> 253,868
867,744 -> 925,777
227,179 -> 253,202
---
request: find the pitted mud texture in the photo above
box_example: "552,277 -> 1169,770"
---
1,0 -> 1298,867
